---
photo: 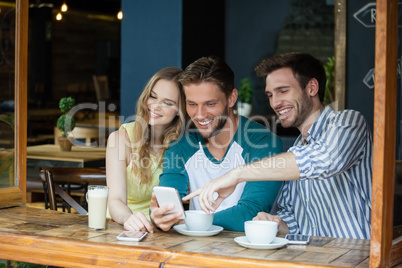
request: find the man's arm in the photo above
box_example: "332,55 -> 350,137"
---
289,111 -> 369,181
184,151 -> 300,213
213,180 -> 282,231
209,131 -> 289,231
150,142 -> 189,231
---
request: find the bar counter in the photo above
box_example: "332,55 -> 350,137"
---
0,206 -> 370,267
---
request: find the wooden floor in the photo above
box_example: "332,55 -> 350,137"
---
26,200 -> 80,214
27,188 -> 83,214
25,201 -> 46,210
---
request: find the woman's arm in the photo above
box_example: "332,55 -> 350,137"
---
106,129 -> 132,224
106,129 -> 154,232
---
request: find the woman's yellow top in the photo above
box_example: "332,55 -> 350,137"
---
120,122 -> 161,220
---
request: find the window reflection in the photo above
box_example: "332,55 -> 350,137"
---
393,2 -> 402,238
0,2 -> 15,189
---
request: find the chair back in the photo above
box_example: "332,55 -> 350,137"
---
93,75 -> 109,102
54,126 -> 99,147
70,127 -> 99,147
39,167 -> 106,214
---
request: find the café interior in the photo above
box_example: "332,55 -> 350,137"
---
0,0 -> 401,267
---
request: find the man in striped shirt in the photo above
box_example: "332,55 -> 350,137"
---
184,52 -> 373,239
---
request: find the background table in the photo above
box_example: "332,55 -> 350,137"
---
26,144 -> 106,202
0,206 -> 370,267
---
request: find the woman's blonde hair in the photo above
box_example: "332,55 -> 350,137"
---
130,67 -> 186,188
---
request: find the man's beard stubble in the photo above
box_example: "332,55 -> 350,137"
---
196,105 -> 230,139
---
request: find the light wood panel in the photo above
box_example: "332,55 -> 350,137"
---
0,206 -> 370,268
370,0 -> 399,267
27,144 -> 106,163
0,0 -> 28,206
334,0 -> 346,111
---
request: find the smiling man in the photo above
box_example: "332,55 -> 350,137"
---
149,56 -> 283,232
185,52 -> 373,239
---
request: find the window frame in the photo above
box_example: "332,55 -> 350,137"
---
0,0 -> 28,207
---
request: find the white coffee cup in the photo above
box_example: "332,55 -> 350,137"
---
245,220 -> 277,244
184,210 -> 214,231
87,185 -> 108,230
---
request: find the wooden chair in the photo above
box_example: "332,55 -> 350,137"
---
39,167 -> 106,214
70,126 -> 99,147
92,75 -> 109,102
54,126 -> 99,147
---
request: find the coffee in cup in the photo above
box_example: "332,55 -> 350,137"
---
184,210 -> 214,231
245,220 -> 277,244
87,185 -> 109,230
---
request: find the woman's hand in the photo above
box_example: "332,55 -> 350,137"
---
123,212 -> 154,233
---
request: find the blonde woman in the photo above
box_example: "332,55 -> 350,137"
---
106,67 -> 185,233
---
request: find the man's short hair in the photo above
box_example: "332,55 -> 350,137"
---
255,52 -> 326,102
179,56 -> 235,97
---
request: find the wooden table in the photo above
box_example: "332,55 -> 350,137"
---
0,206 -> 370,267
27,144 -> 106,178
27,144 -> 106,163
26,144 -> 106,200
75,116 -> 121,131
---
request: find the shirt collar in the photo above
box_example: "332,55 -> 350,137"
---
305,106 -> 334,142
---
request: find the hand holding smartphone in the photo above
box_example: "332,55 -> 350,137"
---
153,186 -> 185,219
116,231 -> 147,241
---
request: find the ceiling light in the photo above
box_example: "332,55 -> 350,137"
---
61,2 -> 68,12
117,11 -> 123,20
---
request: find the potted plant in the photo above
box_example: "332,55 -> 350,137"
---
56,97 -> 76,151
323,55 -> 335,106
237,77 -> 253,117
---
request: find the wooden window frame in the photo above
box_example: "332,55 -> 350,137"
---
1,0 -> 401,266
370,0 -> 402,267
0,0 -> 28,207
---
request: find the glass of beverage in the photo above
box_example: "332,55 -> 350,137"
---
86,185 -> 108,230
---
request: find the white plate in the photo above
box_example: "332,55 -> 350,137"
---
234,236 -> 289,250
173,224 -> 223,237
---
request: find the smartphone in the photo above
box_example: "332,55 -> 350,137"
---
116,231 -> 147,242
285,234 -> 310,245
153,186 -> 185,220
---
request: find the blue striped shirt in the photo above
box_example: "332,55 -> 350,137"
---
276,106 -> 372,239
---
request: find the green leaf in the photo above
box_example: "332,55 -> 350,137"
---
323,56 -> 335,106
59,97 -> 75,113
238,78 -> 253,104
57,97 -> 76,137
57,114 -> 76,137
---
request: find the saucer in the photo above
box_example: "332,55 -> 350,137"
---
173,224 -> 223,237
234,236 -> 289,250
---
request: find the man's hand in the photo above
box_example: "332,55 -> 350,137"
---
253,212 -> 290,235
123,212 -> 154,233
150,193 -> 184,231
183,170 -> 238,214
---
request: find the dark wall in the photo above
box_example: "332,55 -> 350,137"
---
120,0 -> 182,120
182,0 -> 225,68
120,0 -> 291,118
28,6 -> 52,108
225,0 -> 290,116
28,6 -> 120,108
120,1 -> 384,127
346,0 -> 376,130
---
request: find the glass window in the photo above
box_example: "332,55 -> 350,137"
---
0,2 -> 16,189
